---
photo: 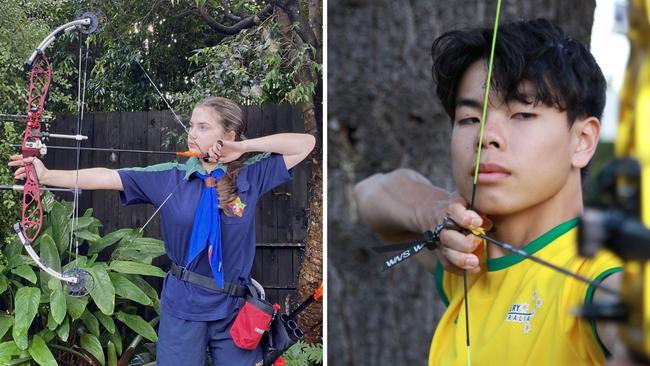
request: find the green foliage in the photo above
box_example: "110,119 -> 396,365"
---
0,0 -> 320,125
0,122 -> 24,244
0,193 -> 163,365
0,0 -> 49,114
0,0 -> 90,114
179,15 -> 320,109
284,340 -> 323,366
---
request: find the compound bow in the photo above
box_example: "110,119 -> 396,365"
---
7,12 -> 101,296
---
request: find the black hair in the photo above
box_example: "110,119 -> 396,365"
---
431,18 -> 606,125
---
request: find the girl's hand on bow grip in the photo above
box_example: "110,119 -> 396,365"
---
8,154 -> 48,182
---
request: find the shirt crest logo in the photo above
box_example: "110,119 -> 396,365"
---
505,289 -> 543,334
229,196 -> 246,217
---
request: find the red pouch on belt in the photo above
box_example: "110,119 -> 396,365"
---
231,287 -> 279,350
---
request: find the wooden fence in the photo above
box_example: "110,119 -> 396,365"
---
43,103 -> 311,307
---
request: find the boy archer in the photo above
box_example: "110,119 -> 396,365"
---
355,19 -> 625,365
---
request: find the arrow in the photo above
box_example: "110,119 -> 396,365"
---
288,283 -> 323,320
9,144 -> 208,159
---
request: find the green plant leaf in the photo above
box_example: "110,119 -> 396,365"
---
80,333 -> 105,365
80,310 -> 100,338
126,275 -> 159,301
62,256 -> 88,272
109,331 -> 122,355
13,286 -> 40,350
56,317 -> 69,342
39,235 -> 61,295
109,261 -> 166,278
284,340 -> 323,365
115,312 -> 157,342
73,217 -> 98,231
11,264 -> 36,284
109,272 -> 152,305
50,201 -> 71,253
0,314 -> 13,340
28,334 -> 57,366
66,295 -> 88,320
88,228 -> 133,255
112,238 -> 165,264
94,310 -> 116,334
0,340 -> 20,361
107,340 -> 117,366
0,274 -> 8,294
87,253 -> 99,267
47,311 -> 57,331
3,241 -> 22,261
48,277 -> 66,325
7,254 -> 32,270
75,230 -> 101,242
37,328 -> 56,343
41,192 -> 56,213
85,264 -> 115,315
11,330 -> 27,352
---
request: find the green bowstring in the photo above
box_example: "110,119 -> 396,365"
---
465,1 -> 502,365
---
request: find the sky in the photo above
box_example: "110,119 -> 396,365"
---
591,0 -> 630,142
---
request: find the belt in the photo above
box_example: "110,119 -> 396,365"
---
170,263 -> 248,297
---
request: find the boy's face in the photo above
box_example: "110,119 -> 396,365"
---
450,61 -> 597,216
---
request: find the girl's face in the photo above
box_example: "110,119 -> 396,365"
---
187,106 -> 235,153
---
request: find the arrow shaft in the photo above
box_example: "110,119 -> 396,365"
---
11,144 -> 184,156
476,233 -> 618,296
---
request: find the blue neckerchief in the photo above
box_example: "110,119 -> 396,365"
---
186,167 -> 226,288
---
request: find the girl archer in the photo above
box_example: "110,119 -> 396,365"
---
10,96 -> 315,365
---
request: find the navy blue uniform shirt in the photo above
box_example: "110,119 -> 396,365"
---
118,153 -> 293,321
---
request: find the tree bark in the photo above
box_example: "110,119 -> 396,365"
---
327,0 -> 596,364
275,3 -> 324,342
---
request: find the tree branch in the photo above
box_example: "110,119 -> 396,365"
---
196,4 -> 273,35
274,0 -> 320,63
220,0 -> 243,21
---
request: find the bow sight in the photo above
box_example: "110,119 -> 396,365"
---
578,157 -> 650,361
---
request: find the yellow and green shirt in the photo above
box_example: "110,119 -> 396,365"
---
430,218 -> 622,366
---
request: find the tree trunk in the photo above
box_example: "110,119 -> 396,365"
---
327,0 -> 596,364
275,1 -> 324,342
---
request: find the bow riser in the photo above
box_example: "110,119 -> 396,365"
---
19,51 -> 52,243
20,165 -> 42,243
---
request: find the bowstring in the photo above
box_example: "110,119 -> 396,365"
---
68,32 -> 91,266
131,59 -> 194,235
65,20 -> 186,266
109,27 -> 214,235
465,2 -> 502,364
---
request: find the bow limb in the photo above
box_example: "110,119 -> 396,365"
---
13,223 -> 78,284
